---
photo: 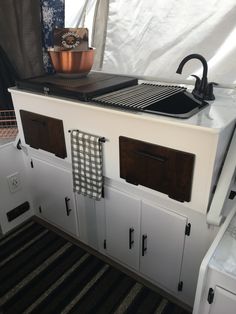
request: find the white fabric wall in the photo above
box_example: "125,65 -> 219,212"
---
65,0 -> 97,45
65,0 -> 236,85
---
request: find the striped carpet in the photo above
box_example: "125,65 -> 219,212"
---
0,220 -> 191,314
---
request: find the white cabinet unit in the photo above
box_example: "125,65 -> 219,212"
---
30,157 -> 78,237
10,87 -> 236,215
103,186 -> 188,292
140,201 -> 188,292
9,84 -> 236,307
104,186 -> 141,270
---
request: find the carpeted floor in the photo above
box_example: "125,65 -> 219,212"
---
0,220 -> 191,314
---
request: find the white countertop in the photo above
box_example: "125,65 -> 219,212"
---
10,84 -> 236,132
180,86 -> 236,130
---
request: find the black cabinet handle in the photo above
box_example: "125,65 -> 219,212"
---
65,197 -> 72,216
207,288 -> 214,304
136,150 -> 167,162
31,119 -> 46,126
142,234 -> 147,256
129,228 -> 134,249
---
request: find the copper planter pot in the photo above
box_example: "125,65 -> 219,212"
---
48,48 -> 94,77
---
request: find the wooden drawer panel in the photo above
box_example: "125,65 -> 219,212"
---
20,110 -> 67,158
119,136 -> 195,202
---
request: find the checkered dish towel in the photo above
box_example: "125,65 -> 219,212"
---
71,130 -> 104,200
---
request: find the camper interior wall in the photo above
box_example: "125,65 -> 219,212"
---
0,142 -> 33,234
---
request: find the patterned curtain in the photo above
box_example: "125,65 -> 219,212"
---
40,0 -> 65,73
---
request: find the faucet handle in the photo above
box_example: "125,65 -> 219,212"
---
205,82 -> 218,101
191,75 -> 204,100
191,75 -> 201,89
208,82 -> 218,87
191,74 -> 200,83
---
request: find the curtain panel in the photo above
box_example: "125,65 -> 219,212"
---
64,0 -> 108,70
92,0 -> 110,70
0,0 -> 44,79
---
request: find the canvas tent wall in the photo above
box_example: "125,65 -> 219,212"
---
65,0 -> 236,87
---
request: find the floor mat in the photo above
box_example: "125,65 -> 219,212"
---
0,220 -> 191,314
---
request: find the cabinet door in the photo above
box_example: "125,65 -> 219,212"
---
209,286 -> 236,314
105,187 -> 141,270
30,157 -> 78,236
75,194 -> 106,252
140,201 -> 187,292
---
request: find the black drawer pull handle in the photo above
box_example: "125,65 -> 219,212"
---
65,197 -> 72,216
142,234 -> 147,256
136,151 -> 167,162
31,119 -> 46,126
129,228 -> 134,249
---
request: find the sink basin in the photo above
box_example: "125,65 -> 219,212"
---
92,83 -> 209,119
144,91 -> 209,119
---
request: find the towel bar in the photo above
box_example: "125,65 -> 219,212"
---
68,129 -> 106,142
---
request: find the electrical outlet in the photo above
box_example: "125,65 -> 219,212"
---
7,172 -> 21,193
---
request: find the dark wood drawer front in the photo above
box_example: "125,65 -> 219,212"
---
119,136 -> 195,202
20,110 -> 67,159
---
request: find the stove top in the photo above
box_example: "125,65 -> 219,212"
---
16,72 -> 138,101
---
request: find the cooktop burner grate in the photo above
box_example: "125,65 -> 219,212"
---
92,83 -> 187,110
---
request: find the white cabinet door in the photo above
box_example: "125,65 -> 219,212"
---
209,286 -> 236,314
140,201 -> 187,292
75,194 -> 96,246
105,187 -> 141,270
30,157 -> 78,237
75,194 -> 106,252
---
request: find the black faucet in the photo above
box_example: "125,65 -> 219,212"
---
176,53 -> 216,101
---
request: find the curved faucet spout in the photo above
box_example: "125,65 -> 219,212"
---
176,53 -> 208,79
176,53 -> 215,100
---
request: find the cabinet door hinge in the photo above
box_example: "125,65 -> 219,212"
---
229,190 -> 236,200
103,239 -> 107,249
185,223 -> 191,236
178,281 -> 183,291
30,160 -> 34,168
16,139 -> 22,150
207,288 -> 214,304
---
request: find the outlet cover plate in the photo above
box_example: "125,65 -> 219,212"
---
7,172 -> 21,193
